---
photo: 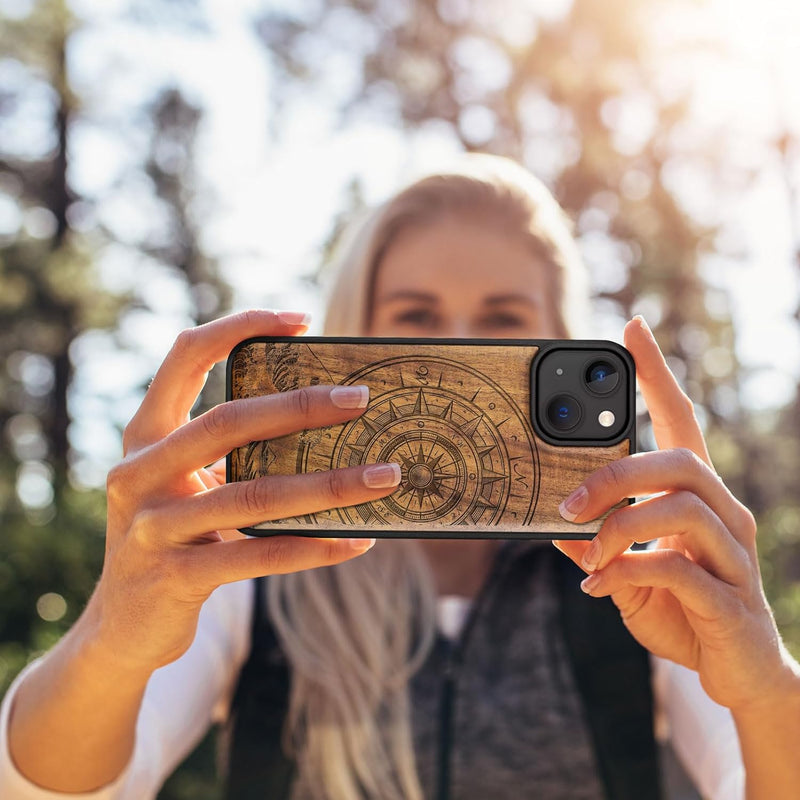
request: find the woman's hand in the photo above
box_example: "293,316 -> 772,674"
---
553,316 -> 799,715
87,309 -> 401,675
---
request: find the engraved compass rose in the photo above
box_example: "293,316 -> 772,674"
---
346,386 -> 513,524
399,442 -> 447,506
312,353 -> 540,530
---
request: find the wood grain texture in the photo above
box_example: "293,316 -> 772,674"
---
228,340 -> 631,538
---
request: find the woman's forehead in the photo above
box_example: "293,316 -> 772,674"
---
373,220 -> 548,297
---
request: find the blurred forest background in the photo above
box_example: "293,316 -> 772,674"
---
1,0 -> 800,796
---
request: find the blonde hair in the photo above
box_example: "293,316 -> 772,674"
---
267,543 -> 436,800
266,154 -> 590,800
323,153 -> 589,338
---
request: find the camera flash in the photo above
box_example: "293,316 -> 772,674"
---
556,368 -> 564,376
598,410 -> 615,428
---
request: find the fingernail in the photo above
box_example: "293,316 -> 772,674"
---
581,538 -> 602,571
277,311 -> 312,326
580,573 -> 602,594
559,486 -> 588,521
363,463 -> 401,489
349,538 -> 376,552
633,314 -> 653,337
331,385 -> 369,409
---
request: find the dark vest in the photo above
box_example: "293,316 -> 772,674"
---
223,545 -> 662,800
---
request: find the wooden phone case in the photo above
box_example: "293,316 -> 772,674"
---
227,338 -> 634,539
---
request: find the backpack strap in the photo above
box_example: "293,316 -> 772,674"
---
557,555 -> 663,800
223,576 -> 295,800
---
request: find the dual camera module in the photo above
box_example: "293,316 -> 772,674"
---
532,345 -> 632,445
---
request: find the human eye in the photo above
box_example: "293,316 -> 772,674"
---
478,311 -> 528,332
392,308 -> 441,330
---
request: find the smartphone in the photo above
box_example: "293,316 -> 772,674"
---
226,337 -> 635,539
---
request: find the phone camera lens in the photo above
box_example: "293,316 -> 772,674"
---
585,360 -> 619,395
546,394 -> 582,431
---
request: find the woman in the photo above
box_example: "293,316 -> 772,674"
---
2,155 -> 799,800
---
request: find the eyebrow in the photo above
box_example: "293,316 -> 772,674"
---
378,290 -> 542,309
378,290 -> 438,303
484,294 -> 543,308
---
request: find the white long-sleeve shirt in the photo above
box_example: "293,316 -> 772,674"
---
0,579 -> 745,799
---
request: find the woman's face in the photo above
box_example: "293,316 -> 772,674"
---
367,217 -> 560,339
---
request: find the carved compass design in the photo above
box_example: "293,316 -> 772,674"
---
298,354 -> 540,530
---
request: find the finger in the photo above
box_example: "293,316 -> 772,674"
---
558,449 -> 753,546
552,538 -> 591,569
138,463 -> 402,544
189,535 -> 377,589
198,458 -> 227,491
624,316 -> 712,467
126,309 -> 310,450
553,538 -> 658,628
137,384 -> 370,483
579,547 -> 735,624
580,491 -> 750,585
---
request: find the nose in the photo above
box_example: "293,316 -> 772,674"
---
438,318 -> 475,338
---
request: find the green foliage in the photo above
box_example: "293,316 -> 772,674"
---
760,506 -> 800,662
0,485 -> 106,695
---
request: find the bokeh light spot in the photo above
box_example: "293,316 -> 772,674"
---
36,593 -> 67,623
